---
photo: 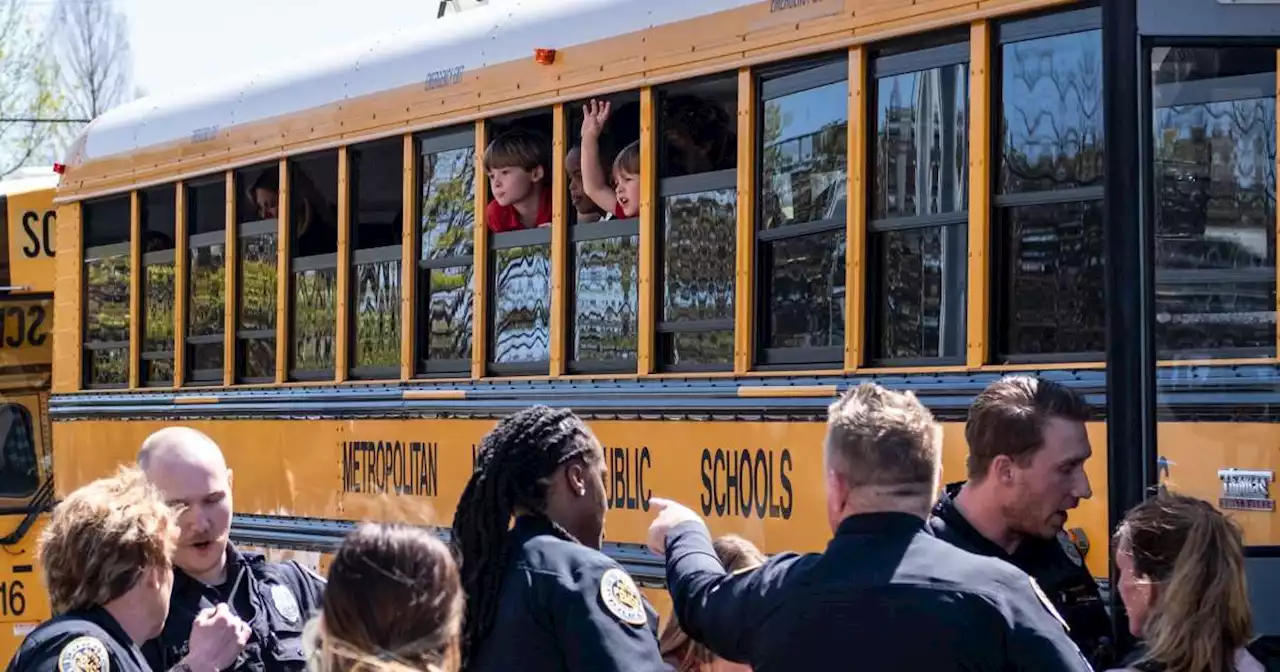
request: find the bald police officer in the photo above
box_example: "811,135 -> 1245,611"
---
8,465 -> 248,672
138,427 -> 325,672
648,383 -> 1095,672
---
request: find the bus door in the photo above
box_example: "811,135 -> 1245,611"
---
0,389 -> 54,651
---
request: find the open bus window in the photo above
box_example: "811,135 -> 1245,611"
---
140,185 -> 176,386
0,404 -> 36,498
349,138 -> 404,380
1151,46 -> 1277,358
415,126 -> 475,378
867,37 -> 968,366
566,93 -> 640,373
486,112 -> 553,375
82,194 -> 131,388
655,75 -> 738,371
235,164 -> 277,384
288,151 -> 339,380
186,177 -> 227,385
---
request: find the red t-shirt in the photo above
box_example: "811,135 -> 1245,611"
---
612,202 -> 628,219
487,188 -> 552,233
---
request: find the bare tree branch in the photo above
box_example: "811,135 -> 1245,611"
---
53,0 -> 134,120
0,0 -> 65,177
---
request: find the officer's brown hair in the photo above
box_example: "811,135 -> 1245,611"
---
1115,492 -> 1253,672
824,383 -> 942,501
37,465 -> 178,614
307,522 -> 462,672
450,405 -> 601,669
964,376 -> 1091,481
659,535 -> 765,671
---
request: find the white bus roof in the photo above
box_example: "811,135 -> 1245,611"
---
72,0 -> 756,167
0,167 -> 60,197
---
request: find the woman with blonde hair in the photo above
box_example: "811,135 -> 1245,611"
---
304,522 -> 463,672
659,535 -> 765,672
1109,491 -> 1278,672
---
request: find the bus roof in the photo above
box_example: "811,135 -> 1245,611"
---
0,167 -> 60,197
66,0 -> 754,171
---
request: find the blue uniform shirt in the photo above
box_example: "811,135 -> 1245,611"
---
665,511 -> 1096,672
7,607 -> 150,672
467,516 -> 671,672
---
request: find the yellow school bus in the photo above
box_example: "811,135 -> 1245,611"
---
41,0 -> 1280,642
0,167 -> 60,655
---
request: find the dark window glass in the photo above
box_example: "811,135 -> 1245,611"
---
143,261 -> 176,375
658,331 -> 734,368
352,259 -> 401,372
189,245 -> 225,340
573,235 -> 639,364
491,245 -> 550,365
873,64 -> 968,219
0,405 -> 38,497
351,141 -> 403,251
421,147 -> 476,258
423,266 -> 473,363
83,196 -> 130,249
82,196 -> 131,387
1151,46 -> 1276,354
292,268 -> 337,374
140,187 -> 176,251
85,254 -> 130,344
662,189 -> 736,324
762,79 -> 848,229
869,225 -> 967,360
767,230 -> 845,349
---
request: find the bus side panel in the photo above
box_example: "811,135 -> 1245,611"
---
51,417 -> 1114,579
0,514 -> 51,659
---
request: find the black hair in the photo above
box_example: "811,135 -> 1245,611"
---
451,405 -> 598,669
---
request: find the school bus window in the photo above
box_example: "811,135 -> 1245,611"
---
757,57 -> 848,368
82,194 -> 131,388
139,185 -> 177,386
0,404 -> 37,497
349,138 -> 404,380
655,75 -> 738,371
235,164 -> 279,384
1151,46 -> 1276,357
867,39 -> 969,366
486,113 -> 553,375
288,150 -> 339,381
568,94 -> 640,373
415,128 -> 475,377
992,9 -> 1104,361
185,177 -> 227,385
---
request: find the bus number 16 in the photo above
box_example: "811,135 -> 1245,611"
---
0,580 -> 26,616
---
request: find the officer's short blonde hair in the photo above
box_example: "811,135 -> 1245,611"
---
38,465 -> 179,614
824,383 -> 942,499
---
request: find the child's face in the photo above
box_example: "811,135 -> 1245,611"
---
488,165 -> 541,206
613,169 -> 640,217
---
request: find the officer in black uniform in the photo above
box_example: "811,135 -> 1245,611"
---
649,383 -> 1095,672
928,376 -> 1119,668
451,406 -> 670,672
8,466 -> 249,672
137,427 -> 326,672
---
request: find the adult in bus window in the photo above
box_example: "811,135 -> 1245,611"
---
928,375 -> 1119,669
450,405 -> 670,672
303,522 -> 462,672
248,169 -> 335,258
658,534 -> 763,672
7,465 -> 249,672
137,426 -> 327,672
647,382 -> 1094,671
1107,492 -> 1279,672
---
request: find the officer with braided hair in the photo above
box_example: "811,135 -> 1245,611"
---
451,405 -> 670,672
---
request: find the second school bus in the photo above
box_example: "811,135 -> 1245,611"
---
34,0 -> 1280,641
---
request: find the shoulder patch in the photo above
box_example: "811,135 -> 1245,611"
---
1057,531 -> 1084,567
57,636 -> 109,672
599,568 -> 647,627
1029,576 -> 1070,632
271,584 -> 301,624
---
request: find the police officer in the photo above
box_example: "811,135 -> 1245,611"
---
929,375 -> 1119,668
137,427 -> 326,672
451,406 -> 670,672
648,383 -> 1095,672
8,465 -> 249,672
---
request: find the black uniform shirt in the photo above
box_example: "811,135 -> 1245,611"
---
7,606 -> 150,672
930,481 -> 1119,668
665,512 -> 1096,672
141,545 -> 326,672
467,516 -> 671,672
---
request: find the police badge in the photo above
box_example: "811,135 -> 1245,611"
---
599,568 -> 647,627
58,636 -> 109,672
270,584 -> 301,624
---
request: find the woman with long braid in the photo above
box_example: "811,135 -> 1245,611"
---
451,405 -> 670,672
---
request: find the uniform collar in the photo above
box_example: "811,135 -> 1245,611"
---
833,511 -> 927,538
81,606 -> 133,645
933,480 -> 1055,561
174,542 -> 253,592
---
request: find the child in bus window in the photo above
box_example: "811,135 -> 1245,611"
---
565,144 -> 606,224
484,130 -> 552,233
580,99 -> 640,220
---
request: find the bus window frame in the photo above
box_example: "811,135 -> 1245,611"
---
346,137 -> 406,383
0,402 -> 38,500
81,195 -> 132,390
286,151 -> 341,383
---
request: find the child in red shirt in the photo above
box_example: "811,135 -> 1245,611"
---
484,130 -> 553,233
580,100 -> 640,220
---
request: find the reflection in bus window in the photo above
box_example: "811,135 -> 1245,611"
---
289,152 -> 339,379
235,165 -> 277,383
759,58 -> 847,366
140,186 -> 176,386
656,76 -> 737,371
994,15 -> 1105,359
416,130 -> 475,376
186,178 -> 226,384
0,404 -> 36,497
1151,46 -> 1276,356
82,195 -> 131,387
349,139 -> 403,379
868,43 -> 967,364
491,245 -> 551,365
